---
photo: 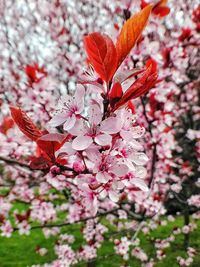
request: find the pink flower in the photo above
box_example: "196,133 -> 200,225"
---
93,154 -> 128,184
99,181 -> 124,202
118,109 -> 145,141
49,85 -> 85,131
72,104 -> 123,151
78,181 -> 98,216
0,221 -> 13,238
18,221 -> 31,235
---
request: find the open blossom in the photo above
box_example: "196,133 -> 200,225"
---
93,154 -> 128,184
36,247 -> 48,256
31,200 -> 57,223
78,183 -> 98,216
132,247 -> 148,262
72,103 -> 123,150
114,237 -> 131,259
0,221 -> 13,238
118,108 -> 145,141
18,221 -> 31,235
49,85 -> 85,131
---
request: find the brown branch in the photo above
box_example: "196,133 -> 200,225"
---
0,156 -> 30,169
13,208 -> 120,232
140,97 -> 157,189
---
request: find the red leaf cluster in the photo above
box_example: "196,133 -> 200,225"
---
10,106 -> 69,170
84,33 -> 117,82
141,0 -> 170,18
25,64 -> 47,85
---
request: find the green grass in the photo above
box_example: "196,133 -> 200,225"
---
0,206 -> 200,267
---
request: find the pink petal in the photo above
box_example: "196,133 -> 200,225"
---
63,114 -> 76,131
132,153 -> 149,166
95,133 -> 112,146
68,120 -> 85,136
56,142 -> 76,156
96,172 -> 112,183
109,190 -> 119,202
49,113 -> 68,127
75,85 -> 85,113
120,129 -> 133,141
130,178 -> 149,192
135,166 -> 147,178
100,117 -> 123,134
72,135 -> 93,151
130,140 -> 143,150
99,189 -> 107,199
75,84 -> 85,99
85,144 -> 101,163
88,104 -> 102,125
110,164 -> 128,176
131,126 -> 145,138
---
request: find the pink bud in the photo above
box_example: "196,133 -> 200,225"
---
73,161 -> 85,173
50,165 -> 60,176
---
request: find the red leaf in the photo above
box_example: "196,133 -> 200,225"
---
15,210 -> 31,222
10,106 -> 43,141
192,5 -> 200,23
113,66 -> 157,110
146,58 -> 157,73
127,101 -> 136,114
0,214 -> 5,223
116,4 -> 153,66
84,33 -> 118,82
153,0 -> 170,18
140,0 -> 149,9
178,28 -> 192,42
36,133 -> 68,161
153,6 -> 170,17
109,82 -> 123,108
25,64 -> 47,84
162,47 -> 171,68
0,116 -> 14,135
30,156 -> 52,170
113,68 -> 145,84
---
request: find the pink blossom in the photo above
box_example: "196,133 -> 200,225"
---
49,85 -> 85,131
0,221 -> 13,238
72,104 -> 123,151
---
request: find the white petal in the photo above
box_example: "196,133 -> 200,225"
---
100,117 -> 123,134
56,142 -> 76,156
85,144 -> 101,163
109,190 -> 119,202
96,172 -> 112,183
72,135 -> 93,151
88,104 -> 102,125
130,178 -> 149,192
63,115 -> 76,131
110,164 -> 129,176
131,153 -> 149,166
58,95 -> 71,107
68,120 -> 85,136
135,166 -> 147,179
116,181 -> 125,190
49,113 -> 68,127
131,126 -> 145,138
120,129 -> 133,141
126,159 -> 136,171
75,84 -> 85,99
99,189 -> 107,199
130,139 -> 143,150
95,134 -> 112,146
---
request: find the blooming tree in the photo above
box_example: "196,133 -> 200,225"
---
0,0 -> 200,266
